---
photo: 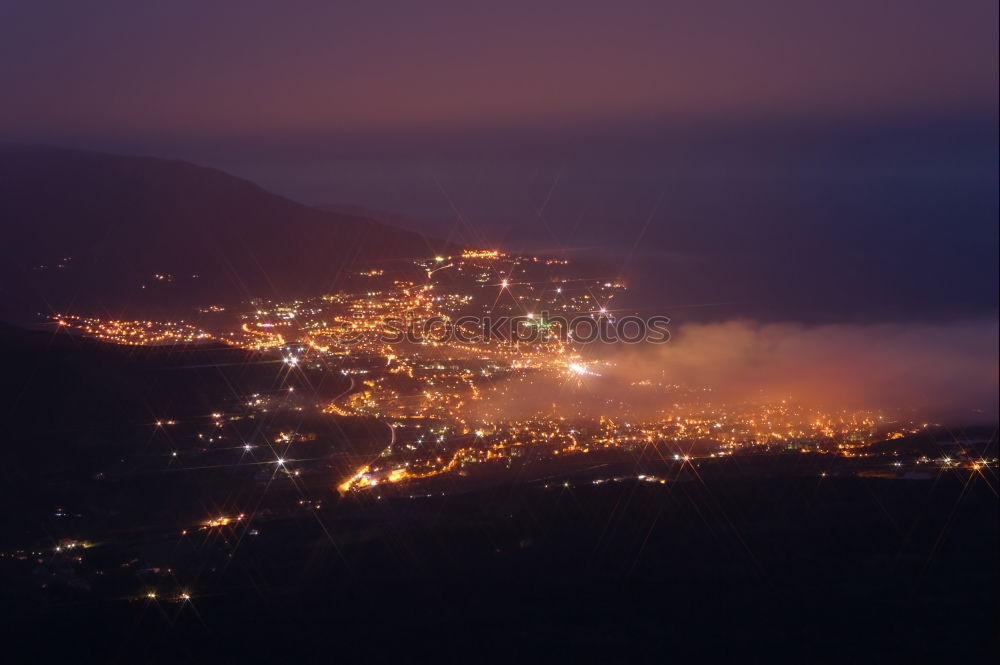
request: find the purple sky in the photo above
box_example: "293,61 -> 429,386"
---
1,0 -> 996,325
1,0 -> 996,136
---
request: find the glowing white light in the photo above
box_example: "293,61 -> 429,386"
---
567,362 -> 599,377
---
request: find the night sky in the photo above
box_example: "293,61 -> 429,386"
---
2,0 -> 997,322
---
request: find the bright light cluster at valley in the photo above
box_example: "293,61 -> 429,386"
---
49,250 -> 992,497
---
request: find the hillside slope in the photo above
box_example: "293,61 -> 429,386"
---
0,144 -> 448,320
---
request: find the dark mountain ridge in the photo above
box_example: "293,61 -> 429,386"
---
0,144 -> 450,321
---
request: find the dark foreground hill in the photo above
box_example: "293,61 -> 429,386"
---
0,144 -> 448,321
0,323 -> 381,499
0,322 -> 995,663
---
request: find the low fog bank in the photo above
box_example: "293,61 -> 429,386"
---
488,319 -> 999,423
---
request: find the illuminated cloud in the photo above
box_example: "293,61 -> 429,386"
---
479,319 -> 999,421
